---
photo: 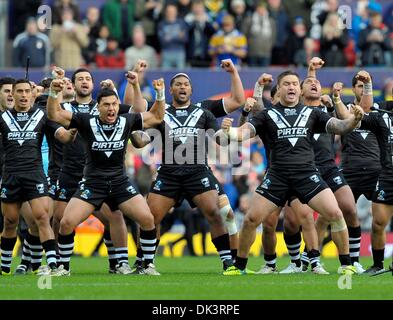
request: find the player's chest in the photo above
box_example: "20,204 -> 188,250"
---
164,109 -> 206,139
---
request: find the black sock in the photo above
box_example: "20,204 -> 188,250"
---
308,249 -> 321,269
211,234 -> 233,269
19,234 -> 32,269
264,253 -> 277,269
301,250 -> 309,267
58,232 -> 75,271
231,249 -> 237,261
234,256 -> 248,270
135,247 -> 143,266
339,254 -> 351,266
140,228 -> 157,266
115,247 -> 129,266
42,239 -> 57,269
103,230 -> 117,269
1,237 -> 17,273
283,231 -> 302,267
372,248 -> 384,269
348,226 -> 361,264
29,234 -> 43,271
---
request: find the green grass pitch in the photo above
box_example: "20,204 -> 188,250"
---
0,256 -> 392,300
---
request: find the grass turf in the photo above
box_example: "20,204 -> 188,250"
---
0,256 -> 392,300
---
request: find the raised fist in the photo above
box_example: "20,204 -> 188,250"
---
220,59 -> 236,73
221,117 -> 234,132
125,71 -> 139,85
50,79 -> 65,93
257,73 -> 273,86
356,70 -> 371,84
51,66 -> 65,79
133,59 -> 148,73
152,78 -> 165,91
244,97 -> 257,112
351,104 -> 364,121
309,57 -> 325,70
332,82 -> 343,97
100,79 -> 115,90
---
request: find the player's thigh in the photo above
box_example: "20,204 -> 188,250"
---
1,202 -> 21,225
54,200 -> 68,222
247,192 -> 279,227
334,185 -> 357,215
62,198 -> 95,228
192,190 -> 219,217
29,197 -> 50,220
20,201 -> 35,227
288,198 -> 314,223
119,194 -> 155,229
371,203 -> 393,227
308,188 -> 341,220
146,192 -> 176,225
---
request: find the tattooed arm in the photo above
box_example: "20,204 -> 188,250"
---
326,105 -> 364,135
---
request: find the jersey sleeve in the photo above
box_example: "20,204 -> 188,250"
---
119,103 -> 131,114
312,108 -> 333,133
248,110 -> 266,136
69,113 -> 89,130
125,113 -> 144,131
199,99 -> 227,118
359,113 -> 381,134
204,109 -> 219,131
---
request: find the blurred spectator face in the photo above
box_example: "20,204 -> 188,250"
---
268,0 -> 281,10
73,71 -> 93,97
256,4 -> 268,16
26,19 -> 38,35
302,77 -> 322,100
304,37 -> 315,54
62,9 -> 74,22
383,78 -> 393,100
61,0 -> 72,5
107,39 -> 119,51
326,0 -> 338,12
99,25 -> 110,39
192,1 -> 205,17
0,84 -> 14,109
357,0 -> 369,19
369,12 -> 382,28
231,0 -> 246,15
293,19 -> 307,37
165,4 -> 178,22
132,26 -> 146,48
62,77 -> 75,100
222,15 -> 235,32
87,7 -> 100,25
239,194 -> 250,213
179,0 -> 191,5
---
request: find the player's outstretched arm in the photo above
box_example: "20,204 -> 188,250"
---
124,60 -> 148,111
253,73 -> 273,111
221,59 -> 246,113
238,97 -> 257,126
307,57 -> 324,79
332,82 -> 352,119
326,105 -> 364,135
47,79 -> 73,127
357,70 -> 373,110
54,128 -> 78,144
219,118 -> 256,142
141,78 -> 165,128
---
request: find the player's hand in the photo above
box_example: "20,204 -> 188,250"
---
351,104 -> 364,121
257,73 -> 273,86
152,78 -> 165,91
50,79 -> 65,93
100,79 -> 115,90
125,71 -> 139,85
221,118 -> 234,132
51,66 -> 65,79
133,59 -> 148,73
220,59 -> 236,73
309,57 -> 325,70
332,82 -> 343,98
356,70 -> 371,84
321,95 -> 333,109
244,97 -> 257,112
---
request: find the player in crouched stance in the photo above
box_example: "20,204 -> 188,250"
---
46,78 -> 165,276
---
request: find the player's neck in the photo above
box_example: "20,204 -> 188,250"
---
76,95 -> 92,104
279,101 -> 298,108
172,101 -> 190,109
303,97 -> 320,107
14,105 -> 30,112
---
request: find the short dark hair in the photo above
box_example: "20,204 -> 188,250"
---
170,73 -> 192,87
13,79 -> 31,90
352,72 -> 373,87
97,88 -> 119,104
71,68 -> 94,84
0,77 -> 16,90
38,77 -> 53,89
277,70 -> 300,86
271,84 -> 277,99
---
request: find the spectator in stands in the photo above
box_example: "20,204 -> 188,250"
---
358,2 -> 391,66
96,37 -> 125,68
13,17 -> 50,68
177,0 -> 193,19
50,9 -> 88,69
320,13 -> 348,67
241,1 -> 275,67
102,0 -> 135,49
185,0 -> 215,67
125,25 -> 158,70
95,25 -> 111,55
82,6 -> 103,65
383,1 -> 393,32
204,0 -> 226,26
51,0 -> 81,25
287,17 -> 308,65
208,14 -> 247,66
9,0 -> 42,39
158,3 -> 188,69
268,0 -> 291,65
230,0 -> 249,30
134,0 -> 163,51
293,37 -> 318,67
282,0 -> 315,30
317,0 -> 339,26
352,0 -> 369,45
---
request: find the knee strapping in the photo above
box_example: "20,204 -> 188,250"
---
330,217 -> 347,232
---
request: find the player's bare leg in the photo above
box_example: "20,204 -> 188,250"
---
218,195 -> 238,260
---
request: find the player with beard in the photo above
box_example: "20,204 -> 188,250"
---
127,60 -> 245,269
47,80 -> 165,276
219,70 -> 364,275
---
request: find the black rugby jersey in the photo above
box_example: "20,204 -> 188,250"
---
147,99 -> 228,119
0,106 -> 57,173
61,100 -> 131,175
248,103 -> 332,170
378,101 -> 393,111
341,105 -> 381,170
69,113 -> 142,178
311,106 -> 336,168
360,112 -> 393,173
155,103 -> 219,174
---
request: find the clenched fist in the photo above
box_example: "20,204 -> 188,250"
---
257,73 -> 273,86
50,79 -> 65,93
221,118 -> 234,132
51,66 -> 65,79
332,82 -> 343,98
309,57 -> 325,70
100,79 -> 115,90
220,59 -> 236,73
356,70 -> 371,84
152,78 -> 165,91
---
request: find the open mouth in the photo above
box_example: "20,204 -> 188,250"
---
310,86 -> 318,93
7,98 -> 13,103
179,91 -> 187,99
20,99 -> 28,104
287,92 -> 296,99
